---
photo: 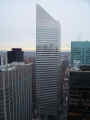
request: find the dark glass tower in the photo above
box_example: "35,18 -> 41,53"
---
7,48 -> 24,63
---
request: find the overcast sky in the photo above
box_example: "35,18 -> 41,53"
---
0,0 -> 90,51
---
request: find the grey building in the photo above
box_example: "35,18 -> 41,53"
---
32,60 -> 36,111
0,63 -> 32,120
0,55 -> 1,65
36,4 -> 60,119
0,51 -> 7,66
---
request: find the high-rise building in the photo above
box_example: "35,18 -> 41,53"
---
68,66 -> 90,120
59,62 -> 69,120
32,60 -> 36,111
0,63 -> 32,120
7,48 -> 24,63
71,41 -> 90,67
36,4 -> 60,119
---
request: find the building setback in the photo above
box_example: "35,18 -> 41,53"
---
68,67 -> 90,120
36,4 -> 60,119
0,63 -> 32,120
71,41 -> 90,66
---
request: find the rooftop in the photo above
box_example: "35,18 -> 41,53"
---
0,62 -> 32,71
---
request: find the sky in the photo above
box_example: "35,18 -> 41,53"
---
0,0 -> 90,51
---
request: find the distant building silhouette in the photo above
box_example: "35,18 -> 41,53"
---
36,4 -> 60,119
71,41 -> 90,67
0,63 -> 32,120
0,51 -> 7,66
0,55 -> 1,65
7,48 -> 24,63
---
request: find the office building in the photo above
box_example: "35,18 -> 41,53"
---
71,41 -> 90,66
32,60 -> 36,110
0,63 -> 32,120
7,48 -> 24,63
36,4 -> 60,119
0,55 -> 1,65
60,52 -> 70,64
68,66 -> 90,120
0,51 -> 7,66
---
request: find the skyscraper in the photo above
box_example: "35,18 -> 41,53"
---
0,63 -> 32,120
7,48 -> 24,64
36,4 -> 60,119
68,66 -> 90,120
71,41 -> 90,67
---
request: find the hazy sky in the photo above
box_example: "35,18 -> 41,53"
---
0,0 -> 90,51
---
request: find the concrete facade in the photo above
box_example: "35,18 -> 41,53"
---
0,63 -> 32,120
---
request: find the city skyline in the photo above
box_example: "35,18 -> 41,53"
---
0,0 -> 90,51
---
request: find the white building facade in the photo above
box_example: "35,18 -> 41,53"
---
36,4 -> 60,118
